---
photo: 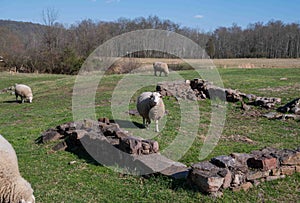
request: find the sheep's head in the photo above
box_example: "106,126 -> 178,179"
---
149,92 -> 162,106
15,177 -> 35,203
27,94 -> 33,103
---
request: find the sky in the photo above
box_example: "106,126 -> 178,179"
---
1,0 -> 300,31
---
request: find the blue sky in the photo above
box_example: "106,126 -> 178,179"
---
1,0 -> 299,31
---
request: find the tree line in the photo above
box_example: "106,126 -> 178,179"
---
0,13 -> 300,74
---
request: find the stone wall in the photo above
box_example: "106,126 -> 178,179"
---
157,79 -> 281,109
188,146 -> 300,196
38,118 -> 159,155
39,120 -> 299,197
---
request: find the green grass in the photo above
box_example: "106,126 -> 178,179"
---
0,68 -> 299,202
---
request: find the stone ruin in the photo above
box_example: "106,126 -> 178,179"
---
38,118 -> 159,155
263,98 -> 300,120
157,78 -> 281,109
188,146 -> 300,196
39,118 -> 300,197
157,79 -> 300,121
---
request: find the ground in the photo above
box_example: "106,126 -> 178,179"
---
0,60 -> 299,202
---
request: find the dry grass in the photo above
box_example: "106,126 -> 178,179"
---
125,57 -> 300,69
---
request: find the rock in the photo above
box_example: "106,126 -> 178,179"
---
280,166 -> 295,175
40,128 -> 62,143
71,130 -> 88,140
231,153 -> 253,166
52,141 -> 67,151
211,155 -> 236,168
247,156 -> 278,171
68,161 -> 77,165
98,117 -> 110,124
271,168 -> 281,176
241,102 -> 251,111
231,172 -> 245,186
119,136 -> 143,155
189,170 -> 224,193
218,169 -> 232,189
232,182 -> 253,192
272,149 -> 300,165
277,98 -> 300,114
262,112 -> 283,119
265,175 -> 285,181
246,170 -> 270,181
192,161 -> 218,172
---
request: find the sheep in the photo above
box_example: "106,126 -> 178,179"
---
0,134 -> 35,203
153,62 -> 169,77
15,84 -> 33,103
136,92 -> 165,132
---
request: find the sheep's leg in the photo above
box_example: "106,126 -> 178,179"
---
15,94 -> 18,101
21,96 -> 24,103
154,70 -> 157,76
155,120 -> 159,132
159,71 -> 162,76
143,117 -> 146,127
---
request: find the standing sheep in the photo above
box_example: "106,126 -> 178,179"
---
0,134 -> 35,203
136,92 -> 165,132
15,84 -> 33,103
153,62 -> 169,77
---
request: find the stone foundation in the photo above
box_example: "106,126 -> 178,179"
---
188,147 -> 300,196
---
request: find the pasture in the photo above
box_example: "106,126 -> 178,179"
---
0,65 -> 299,202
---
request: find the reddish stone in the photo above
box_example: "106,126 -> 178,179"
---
247,156 -> 278,171
190,170 -> 224,193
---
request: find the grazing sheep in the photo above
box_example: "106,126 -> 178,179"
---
0,134 -> 35,203
136,92 -> 165,132
15,84 -> 33,103
153,62 -> 169,77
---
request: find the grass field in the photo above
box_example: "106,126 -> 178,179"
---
0,66 -> 299,202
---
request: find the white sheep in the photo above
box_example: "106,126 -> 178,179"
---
0,134 -> 35,203
15,84 -> 33,103
153,62 -> 169,77
136,92 -> 165,132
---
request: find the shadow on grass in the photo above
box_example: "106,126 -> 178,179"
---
3,100 -> 21,104
112,119 -> 145,129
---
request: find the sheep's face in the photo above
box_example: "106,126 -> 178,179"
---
28,96 -> 33,103
20,195 -> 35,203
17,177 -> 35,203
149,92 -> 162,106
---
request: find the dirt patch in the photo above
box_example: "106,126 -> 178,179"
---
222,134 -> 256,144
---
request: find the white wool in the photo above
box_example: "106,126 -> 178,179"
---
15,84 -> 33,103
136,92 -> 165,132
153,62 -> 169,77
0,134 -> 35,203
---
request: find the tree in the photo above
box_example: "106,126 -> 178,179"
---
205,38 -> 215,58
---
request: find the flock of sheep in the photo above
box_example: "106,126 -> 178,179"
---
0,62 -> 169,202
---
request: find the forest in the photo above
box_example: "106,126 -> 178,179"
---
0,13 -> 300,74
